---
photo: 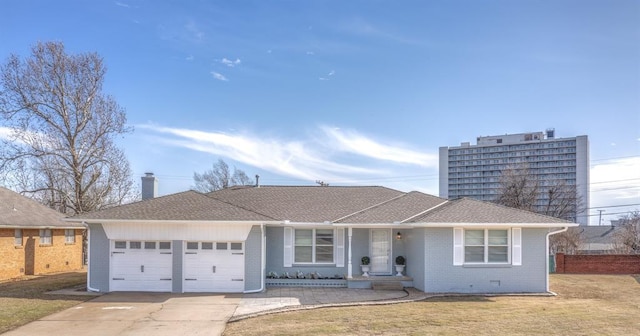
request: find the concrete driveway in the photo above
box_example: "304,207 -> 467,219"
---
3,292 -> 241,336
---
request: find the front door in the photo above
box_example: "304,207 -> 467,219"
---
370,229 -> 391,275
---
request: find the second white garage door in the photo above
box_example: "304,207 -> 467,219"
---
183,241 -> 245,292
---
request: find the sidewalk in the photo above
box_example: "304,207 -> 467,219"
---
232,287 -> 430,321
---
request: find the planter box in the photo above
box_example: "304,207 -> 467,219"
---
265,278 -> 347,287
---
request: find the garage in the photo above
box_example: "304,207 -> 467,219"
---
183,241 -> 245,292
110,240 -> 173,292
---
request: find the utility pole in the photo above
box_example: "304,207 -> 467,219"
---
597,210 -> 605,226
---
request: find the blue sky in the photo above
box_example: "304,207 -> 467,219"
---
1,0 -> 639,224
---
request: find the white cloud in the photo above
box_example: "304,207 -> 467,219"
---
185,55 -> 194,61
184,20 -> 204,40
210,72 -> 228,81
321,126 -> 438,167
137,125 -> 385,181
328,70 -> 335,76
306,51 -> 315,55
319,77 -> 328,81
220,58 -> 241,67
0,126 -> 13,140
115,2 -> 130,8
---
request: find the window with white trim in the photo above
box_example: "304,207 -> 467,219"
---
15,229 -> 23,246
464,229 -> 509,263
294,229 -> 334,263
39,229 -> 52,245
65,229 -> 75,244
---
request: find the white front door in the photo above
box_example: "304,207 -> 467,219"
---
370,229 -> 391,275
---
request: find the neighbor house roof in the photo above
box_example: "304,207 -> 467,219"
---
408,197 -> 573,224
579,226 -> 624,245
207,185 -> 405,222
72,190 -> 275,222
0,187 -> 82,228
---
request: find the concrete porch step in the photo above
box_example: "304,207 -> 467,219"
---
372,281 -> 404,291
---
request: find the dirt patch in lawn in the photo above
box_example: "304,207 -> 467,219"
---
0,271 -> 98,334
224,274 -> 640,336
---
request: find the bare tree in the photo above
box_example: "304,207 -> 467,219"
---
495,163 -> 538,212
549,228 -> 585,254
0,41 -> 136,214
612,211 -> 640,254
193,158 -> 253,192
496,163 -> 583,221
496,163 -> 586,254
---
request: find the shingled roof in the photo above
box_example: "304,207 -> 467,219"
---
68,186 -> 575,226
335,191 -> 447,223
207,185 -> 404,222
0,187 -> 81,228
408,197 -> 573,224
72,190 -> 275,222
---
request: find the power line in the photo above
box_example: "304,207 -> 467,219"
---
590,155 -> 640,163
590,178 -> 640,184
589,203 -> 640,209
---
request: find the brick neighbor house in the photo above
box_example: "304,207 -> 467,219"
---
0,187 -> 84,280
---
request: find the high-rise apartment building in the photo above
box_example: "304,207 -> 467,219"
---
439,130 -> 589,225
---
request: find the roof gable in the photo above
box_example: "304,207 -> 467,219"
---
409,197 -> 573,224
336,191 -> 447,223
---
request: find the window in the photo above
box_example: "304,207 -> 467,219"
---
129,241 -> 142,249
65,229 -> 75,243
144,242 -> 156,249
186,242 -> 198,250
159,242 -> 171,250
216,242 -> 228,250
39,229 -> 52,245
230,242 -> 242,250
15,229 -> 22,246
294,229 -> 334,263
115,241 -> 126,249
202,242 -> 213,250
464,229 -> 509,263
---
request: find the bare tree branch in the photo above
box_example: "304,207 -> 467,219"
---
0,41 -> 136,215
193,158 -> 253,192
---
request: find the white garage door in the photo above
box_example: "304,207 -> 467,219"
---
183,241 -> 245,292
110,240 -> 173,292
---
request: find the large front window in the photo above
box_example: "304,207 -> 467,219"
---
464,229 -> 509,263
295,229 -> 334,263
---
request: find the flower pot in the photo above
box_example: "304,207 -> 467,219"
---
394,265 -> 405,276
361,265 -> 370,277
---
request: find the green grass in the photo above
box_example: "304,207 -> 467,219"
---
224,274 -> 640,336
0,271 -> 97,334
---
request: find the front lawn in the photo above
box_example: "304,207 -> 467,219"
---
224,274 -> 640,335
0,271 -> 97,334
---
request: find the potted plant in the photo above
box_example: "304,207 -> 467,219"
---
361,256 -> 371,277
395,256 -> 406,276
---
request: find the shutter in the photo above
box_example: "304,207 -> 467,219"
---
512,228 -> 522,266
283,227 -> 293,267
453,228 -> 464,266
335,228 -> 345,267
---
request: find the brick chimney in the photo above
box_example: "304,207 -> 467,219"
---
141,172 -> 158,200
